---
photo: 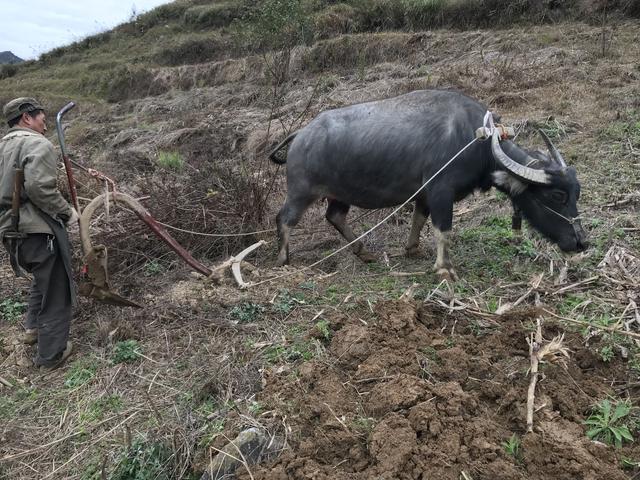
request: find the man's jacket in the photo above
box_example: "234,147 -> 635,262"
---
0,127 -> 73,240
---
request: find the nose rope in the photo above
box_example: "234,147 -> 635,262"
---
541,204 -> 577,225
540,203 -> 584,240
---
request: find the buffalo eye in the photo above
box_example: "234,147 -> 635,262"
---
551,190 -> 568,204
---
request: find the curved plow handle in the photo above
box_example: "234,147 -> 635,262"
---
80,191 -> 213,276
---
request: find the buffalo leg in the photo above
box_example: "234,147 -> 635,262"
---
325,199 -> 376,263
511,201 -> 522,240
276,194 -> 316,266
428,191 -> 458,280
433,228 -> 458,280
405,202 -> 430,257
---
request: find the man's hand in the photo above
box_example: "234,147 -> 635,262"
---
65,207 -> 79,228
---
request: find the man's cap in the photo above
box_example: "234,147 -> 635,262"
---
3,97 -> 44,123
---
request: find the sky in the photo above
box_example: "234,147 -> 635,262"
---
0,1 -> 171,60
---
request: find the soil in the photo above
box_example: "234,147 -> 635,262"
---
239,300 -> 638,480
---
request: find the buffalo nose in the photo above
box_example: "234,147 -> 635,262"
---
576,237 -> 589,251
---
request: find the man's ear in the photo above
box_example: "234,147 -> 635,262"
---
17,112 -> 29,127
492,171 -> 528,196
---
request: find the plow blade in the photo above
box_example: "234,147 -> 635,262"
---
78,282 -> 143,308
78,245 -> 143,308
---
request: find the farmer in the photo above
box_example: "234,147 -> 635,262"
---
0,97 -> 78,371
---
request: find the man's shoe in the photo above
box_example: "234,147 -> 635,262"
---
21,329 -> 38,345
38,341 -> 73,372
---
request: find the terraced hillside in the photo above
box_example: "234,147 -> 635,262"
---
1,1 -> 639,479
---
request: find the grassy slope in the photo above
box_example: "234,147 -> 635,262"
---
0,1 -> 639,478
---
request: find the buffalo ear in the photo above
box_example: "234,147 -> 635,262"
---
492,171 -> 528,196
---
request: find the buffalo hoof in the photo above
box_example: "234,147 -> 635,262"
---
508,230 -> 523,244
435,266 -> 458,282
405,246 -> 423,258
275,256 -> 289,267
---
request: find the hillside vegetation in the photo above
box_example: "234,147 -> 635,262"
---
1,1 -> 640,479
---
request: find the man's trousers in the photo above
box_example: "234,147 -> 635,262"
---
17,233 -> 72,367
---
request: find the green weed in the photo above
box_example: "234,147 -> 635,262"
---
621,457 -> 640,469
630,356 -> 640,375
0,396 -> 16,418
272,289 -> 305,315
0,387 -> 40,419
14,386 -> 38,402
515,237 -> 537,257
469,319 -> 497,337
0,298 -> 26,322
457,215 -> 535,279
599,345 -> 615,363
502,433 -> 522,460
495,190 -> 508,201
248,400 -> 264,415
230,302 -> 265,323
64,359 -> 99,388
352,415 -> 376,434
419,346 -> 442,365
81,395 -> 123,422
299,281 -> 317,290
536,118 -> 569,139
315,320 -> 332,341
156,151 -> 184,171
602,111 -> 640,148
557,294 -> 585,315
589,218 -> 604,228
585,399 -> 634,448
198,419 -> 226,449
487,298 -> 499,313
143,260 -> 166,276
594,314 -> 616,328
109,437 -> 173,480
112,340 -> 143,364
265,341 -> 314,363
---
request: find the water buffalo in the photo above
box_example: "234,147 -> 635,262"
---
269,89 -> 587,279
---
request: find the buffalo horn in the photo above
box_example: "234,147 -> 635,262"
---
537,129 -> 567,168
491,131 -> 551,185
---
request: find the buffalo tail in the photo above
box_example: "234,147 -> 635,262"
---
268,132 -> 297,164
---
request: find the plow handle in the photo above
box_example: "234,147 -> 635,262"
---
56,102 -> 81,217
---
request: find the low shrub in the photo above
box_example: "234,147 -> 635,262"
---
623,0 -> 640,16
235,0 -> 314,52
301,33 -> 408,72
100,64 -> 157,102
153,36 -> 230,66
183,3 -> 244,29
135,3 -> 191,31
351,0 -> 406,31
0,64 -> 18,80
314,3 -> 358,39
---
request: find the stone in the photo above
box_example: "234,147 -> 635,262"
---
200,428 -> 283,480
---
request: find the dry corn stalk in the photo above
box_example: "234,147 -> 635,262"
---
526,318 -> 570,432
